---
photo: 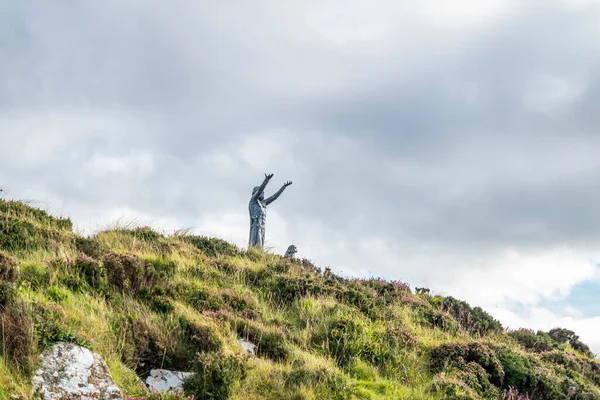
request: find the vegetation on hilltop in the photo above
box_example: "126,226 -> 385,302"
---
0,198 -> 598,399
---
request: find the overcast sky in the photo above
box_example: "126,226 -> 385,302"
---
2,0 -> 600,354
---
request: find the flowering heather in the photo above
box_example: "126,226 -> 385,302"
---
202,309 -> 234,320
501,386 -> 530,400
400,295 -> 426,306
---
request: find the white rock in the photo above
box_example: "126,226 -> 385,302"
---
32,342 -> 122,400
145,369 -> 194,393
239,338 -> 256,355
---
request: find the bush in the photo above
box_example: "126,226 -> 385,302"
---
312,313 -> 367,366
179,317 -> 222,353
430,374 -> 481,400
509,329 -> 559,353
415,304 -> 460,334
19,263 -> 51,290
357,277 -> 410,304
285,360 -> 353,400
34,301 -> 89,349
182,236 -> 240,257
0,282 -> 17,307
181,285 -> 226,312
103,252 -> 170,294
0,212 -> 72,252
0,251 -> 18,282
0,301 -> 35,373
74,253 -> 106,289
120,226 -> 164,242
436,296 -> 503,336
75,236 -> 105,259
429,342 -> 504,387
183,352 -> 248,400
123,315 -> 191,374
236,318 -> 289,361
150,298 -> 175,314
547,327 -> 595,358
46,285 -> 70,303
492,344 -> 566,400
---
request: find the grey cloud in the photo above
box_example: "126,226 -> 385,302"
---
1,0 -> 600,271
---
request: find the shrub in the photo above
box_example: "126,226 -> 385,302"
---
0,200 -> 72,230
236,318 -> 289,361
150,298 -> 175,314
181,285 -> 226,312
34,301 -> 89,349
548,328 -> 577,344
548,327 -> 595,358
120,226 -> 164,242
179,317 -> 222,353
182,236 -> 240,257
0,213 -> 71,252
416,304 -> 460,334
46,285 -> 70,303
429,342 -> 504,387
437,296 -> 503,336
0,282 -> 17,307
311,313 -> 367,366
74,253 -> 106,289
384,326 -> 418,349
183,351 -> 248,400
509,329 -> 559,353
0,301 -> 35,373
491,344 -> 566,400
123,315 -> 190,374
75,236 -> 105,259
219,289 -> 257,313
285,360 -> 353,400
103,252 -> 169,294
0,251 -> 18,282
430,374 -> 481,400
18,263 -> 51,290
455,362 -> 500,398
357,277 -> 410,304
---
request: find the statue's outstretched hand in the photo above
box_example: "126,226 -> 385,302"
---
283,181 -> 293,188
265,173 -> 274,180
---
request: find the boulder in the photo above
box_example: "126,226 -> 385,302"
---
239,338 -> 256,355
32,342 -> 122,400
145,369 -> 194,393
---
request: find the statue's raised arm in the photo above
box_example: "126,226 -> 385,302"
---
265,181 -> 292,205
250,173 -> 273,203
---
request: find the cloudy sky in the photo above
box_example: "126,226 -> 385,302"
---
2,0 -> 600,353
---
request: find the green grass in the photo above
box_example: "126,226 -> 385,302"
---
0,198 -> 599,399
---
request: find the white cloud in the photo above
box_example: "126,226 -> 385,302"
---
491,306 -> 600,355
85,150 -> 154,178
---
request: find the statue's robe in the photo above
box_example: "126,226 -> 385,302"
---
248,198 -> 267,248
248,182 -> 286,249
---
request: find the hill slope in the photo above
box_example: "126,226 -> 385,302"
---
0,199 -> 598,400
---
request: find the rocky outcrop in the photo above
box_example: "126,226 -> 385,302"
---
32,342 -> 122,400
145,369 -> 194,393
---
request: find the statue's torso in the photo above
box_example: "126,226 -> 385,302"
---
249,200 -> 266,227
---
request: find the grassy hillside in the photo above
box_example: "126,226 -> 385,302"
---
0,199 -> 599,400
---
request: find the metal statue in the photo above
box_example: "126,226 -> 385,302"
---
248,173 -> 292,249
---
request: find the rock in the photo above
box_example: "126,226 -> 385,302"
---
283,244 -> 297,259
145,369 -> 194,393
32,342 -> 122,400
239,338 -> 256,355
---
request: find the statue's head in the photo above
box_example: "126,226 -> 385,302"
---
284,244 -> 298,258
252,186 -> 264,201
